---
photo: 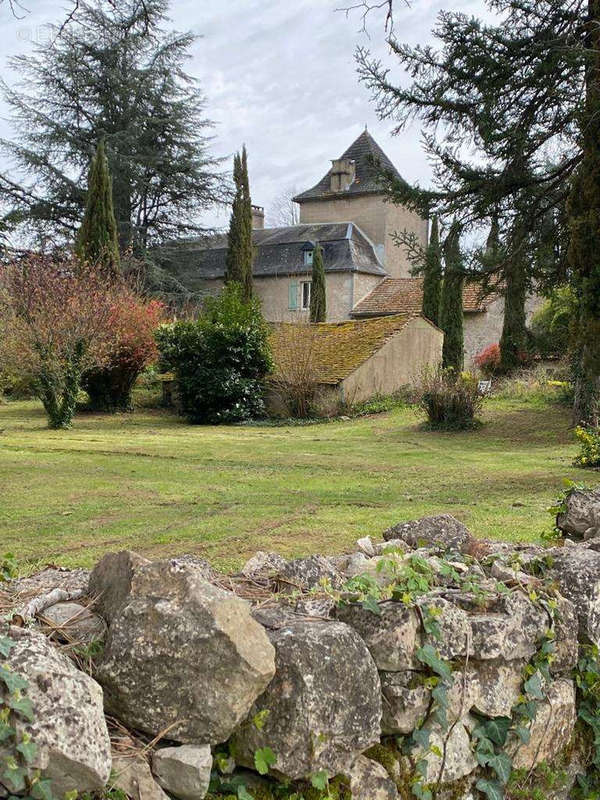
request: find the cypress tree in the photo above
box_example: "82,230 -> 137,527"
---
310,242 -> 326,323
499,222 -> 528,373
225,146 -> 253,302
440,222 -> 465,372
421,216 -> 442,326
76,140 -> 120,276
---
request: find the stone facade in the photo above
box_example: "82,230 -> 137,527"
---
297,194 -> 427,280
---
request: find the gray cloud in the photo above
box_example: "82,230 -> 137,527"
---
0,0 -> 488,230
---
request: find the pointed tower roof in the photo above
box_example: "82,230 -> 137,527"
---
294,129 -> 404,202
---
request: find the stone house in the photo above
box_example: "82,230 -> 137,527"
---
268,313 -> 443,416
157,128 -> 540,366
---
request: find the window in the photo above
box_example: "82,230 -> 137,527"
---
304,249 -> 313,266
301,280 -> 312,311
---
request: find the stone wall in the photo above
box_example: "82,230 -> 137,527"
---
3,503 -> 600,800
464,294 -> 544,367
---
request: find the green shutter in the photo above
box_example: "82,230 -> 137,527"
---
288,281 -> 298,310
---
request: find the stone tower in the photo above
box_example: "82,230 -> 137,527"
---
294,130 -> 428,279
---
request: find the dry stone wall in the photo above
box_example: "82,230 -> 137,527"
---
3,501 -> 600,800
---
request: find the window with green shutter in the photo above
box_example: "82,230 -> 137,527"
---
288,280 -> 298,310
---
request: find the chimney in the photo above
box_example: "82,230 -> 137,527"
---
252,204 -> 265,230
330,158 -> 356,193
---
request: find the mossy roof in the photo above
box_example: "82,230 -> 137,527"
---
270,314 -> 417,385
351,277 -> 493,317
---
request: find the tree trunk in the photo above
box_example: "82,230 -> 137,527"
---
499,226 -> 528,373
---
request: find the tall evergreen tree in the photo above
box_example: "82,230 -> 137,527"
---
421,216 -> 442,326
76,140 -> 120,276
440,222 -> 465,372
499,222 -> 529,373
357,0 -> 600,423
0,0 -> 223,250
225,146 -> 253,302
310,242 -> 326,323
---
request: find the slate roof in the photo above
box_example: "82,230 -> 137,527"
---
351,277 -> 492,318
270,314 -> 416,385
293,130 -> 405,203
154,222 -> 386,292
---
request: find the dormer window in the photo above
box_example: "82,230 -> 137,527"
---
302,240 -> 315,267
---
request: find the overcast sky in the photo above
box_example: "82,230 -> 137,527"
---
0,0 -> 488,230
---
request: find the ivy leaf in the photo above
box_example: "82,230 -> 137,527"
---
7,695 -> 34,722
0,637 -> 15,658
16,734 -> 37,764
411,728 -> 430,750
415,645 -> 452,682
474,717 -> 511,747
514,725 -> 531,744
2,761 -> 27,793
361,595 -> 382,616
475,777 -> 505,800
237,785 -> 255,800
0,667 -> 29,694
310,770 -> 329,790
31,779 -> 56,800
487,752 -> 512,784
412,781 -> 433,800
254,747 -> 276,776
523,672 -> 545,700
0,721 -> 15,742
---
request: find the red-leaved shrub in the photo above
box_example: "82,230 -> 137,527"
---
474,343 -> 502,377
83,290 -> 164,412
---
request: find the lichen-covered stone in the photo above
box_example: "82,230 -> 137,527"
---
469,590 -> 547,660
241,551 -> 288,578
416,596 -> 472,660
88,549 -> 150,624
380,672 -> 430,734
111,754 -> 169,800
40,601 -> 106,645
1,627 -> 111,794
383,515 -> 474,554
346,755 -> 398,800
231,618 -> 381,780
280,555 -> 343,589
512,678 -> 576,770
406,717 -> 477,783
549,547 -> 600,645
152,744 -> 212,800
97,559 -> 276,744
556,488 -> 600,540
336,600 -> 420,670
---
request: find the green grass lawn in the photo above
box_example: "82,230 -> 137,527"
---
0,393 -> 597,573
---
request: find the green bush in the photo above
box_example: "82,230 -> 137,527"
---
574,425 -> 600,468
530,287 -> 577,358
156,284 -> 272,424
419,368 -> 484,431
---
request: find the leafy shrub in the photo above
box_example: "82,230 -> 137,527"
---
474,343 -> 501,377
574,426 -> 600,468
267,323 -> 321,418
156,284 -> 272,424
475,342 -> 530,377
0,255 -> 117,429
418,367 -> 484,430
82,292 -> 164,412
530,287 -> 576,359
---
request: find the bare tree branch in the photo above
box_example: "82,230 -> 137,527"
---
335,1 -> 406,35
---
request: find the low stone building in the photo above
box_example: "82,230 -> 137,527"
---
157,128 -> 541,367
268,313 -> 442,416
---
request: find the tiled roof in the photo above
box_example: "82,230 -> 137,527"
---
270,314 -> 415,385
154,222 -> 386,293
293,130 -> 405,202
351,277 -> 490,318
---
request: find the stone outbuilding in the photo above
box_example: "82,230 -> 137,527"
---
267,313 -> 442,416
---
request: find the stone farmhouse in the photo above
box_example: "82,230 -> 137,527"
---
159,129 -> 539,366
